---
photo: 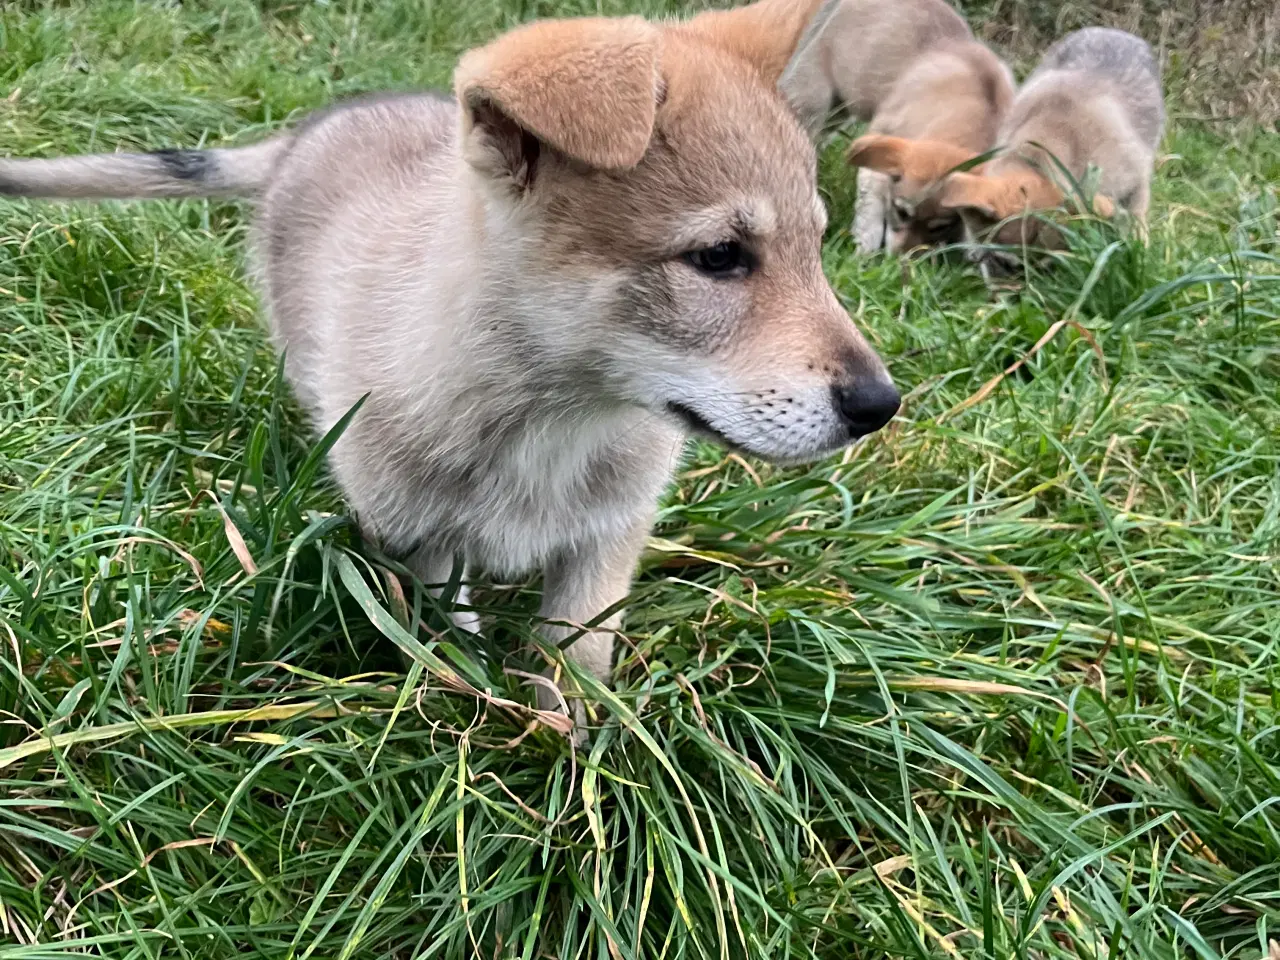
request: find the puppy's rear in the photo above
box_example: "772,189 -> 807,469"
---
1034,26 -> 1164,147
870,39 -> 1013,154
1002,26 -> 1165,191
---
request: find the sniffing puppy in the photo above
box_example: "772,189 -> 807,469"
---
849,133 -> 988,257
846,131 -> 991,256
0,6 -> 900,733
844,30 -> 1014,254
936,27 -> 1165,277
746,0 -> 1013,254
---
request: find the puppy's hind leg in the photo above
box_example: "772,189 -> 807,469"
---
407,545 -> 480,634
853,168 -> 891,254
1128,180 -> 1152,245
534,519 -> 650,739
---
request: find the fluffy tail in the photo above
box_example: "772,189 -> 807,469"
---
0,136 -> 293,200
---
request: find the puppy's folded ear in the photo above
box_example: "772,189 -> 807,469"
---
847,134 -> 910,177
936,172 -> 1002,221
684,0 -> 841,133
455,16 -> 661,184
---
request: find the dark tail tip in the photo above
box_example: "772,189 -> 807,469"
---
150,148 -> 213,182
0,167 -> 31,196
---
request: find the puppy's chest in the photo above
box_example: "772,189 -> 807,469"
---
409,411 -> 680,575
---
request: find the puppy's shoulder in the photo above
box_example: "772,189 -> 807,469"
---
294,91 -> 458,160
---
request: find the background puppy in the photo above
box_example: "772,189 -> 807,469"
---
842,27 -> 1014,254
937,27 -> 1165,276
0,4 -> 900,733
692,0 -> 1013,254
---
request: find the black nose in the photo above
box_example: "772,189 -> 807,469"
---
833,379 -> 900,437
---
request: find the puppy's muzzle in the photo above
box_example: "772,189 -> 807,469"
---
832,379 -> 900,437
975,248 -> 1022,280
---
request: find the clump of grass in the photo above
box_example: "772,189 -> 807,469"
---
3,2 -> 1280,959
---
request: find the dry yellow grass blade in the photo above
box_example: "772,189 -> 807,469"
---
211,495 -> 258,575
0,701 -> 346,769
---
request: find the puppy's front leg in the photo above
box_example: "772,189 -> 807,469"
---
406,545 -> 480,634
535,521 -> 649,727
853,167 -> 891,254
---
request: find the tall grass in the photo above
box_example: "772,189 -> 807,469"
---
2,1 -> 1279,958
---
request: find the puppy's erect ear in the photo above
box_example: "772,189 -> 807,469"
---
455,17 -> 661,182
684,0 -> 840,133
847,134 -> 909,177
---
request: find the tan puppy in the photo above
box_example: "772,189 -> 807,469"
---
936,27 -> 1165,277
843,29 -> 1014,254
726,0 -> 1014,253
0,6 -> 900,733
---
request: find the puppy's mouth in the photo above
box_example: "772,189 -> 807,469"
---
663,400 -> 847,466
665,401 -> 736,447
978,250 -> 1024,280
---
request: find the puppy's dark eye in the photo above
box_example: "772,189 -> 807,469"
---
684,241 -> 750,278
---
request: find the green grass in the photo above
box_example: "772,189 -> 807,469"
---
2,1 -> 1280,958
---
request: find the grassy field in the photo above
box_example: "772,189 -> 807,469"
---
2,1 -> 1279,958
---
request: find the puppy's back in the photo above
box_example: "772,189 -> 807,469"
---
871,37 -> 1014,152
1024,28 -> 1164,150
823,0 -> 972,119
1037,26 -> 1156,79
256,93 -> 461,417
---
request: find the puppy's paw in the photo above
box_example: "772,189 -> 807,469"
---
450,607 -> 481,634
853,216 -> 887,255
